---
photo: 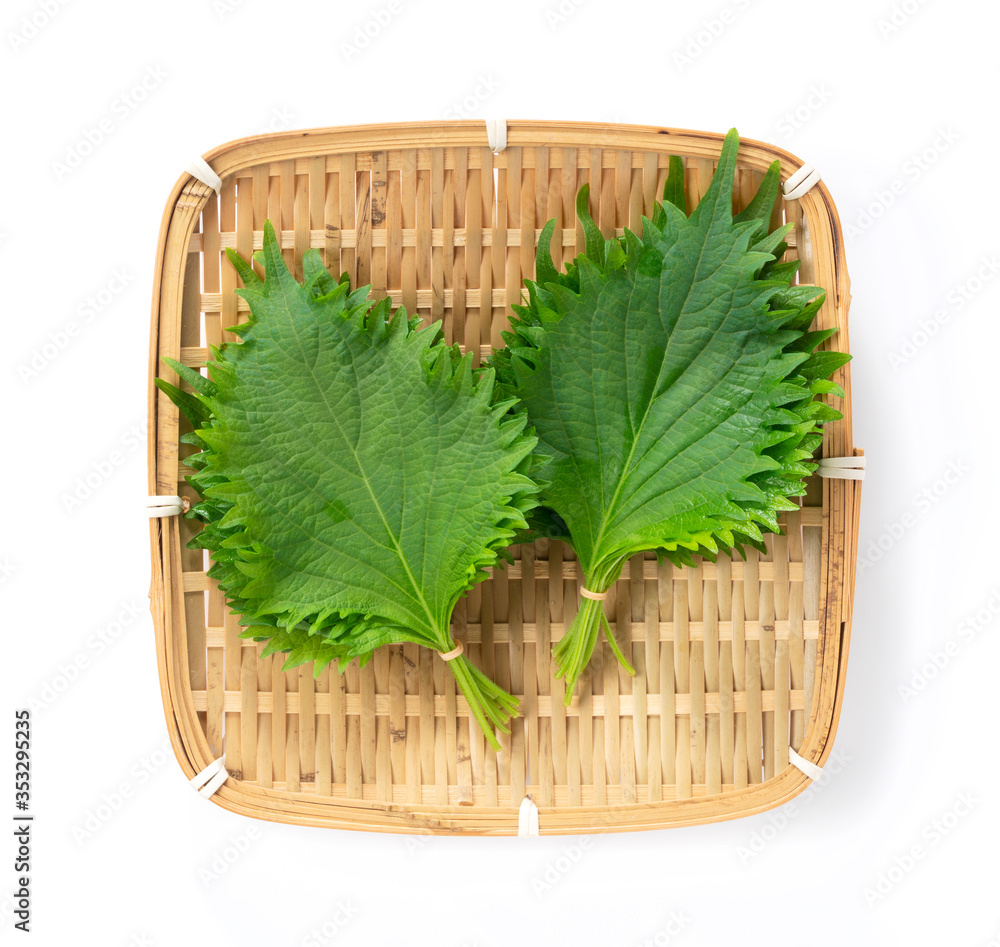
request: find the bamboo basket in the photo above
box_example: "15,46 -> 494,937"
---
148,120 -> 861,835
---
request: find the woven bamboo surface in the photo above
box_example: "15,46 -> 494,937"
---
148,121 -> 861,834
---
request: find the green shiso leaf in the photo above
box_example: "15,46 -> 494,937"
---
490,128 -> 849,701
159,221 -> 539,750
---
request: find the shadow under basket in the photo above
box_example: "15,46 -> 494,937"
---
148,120 -> 862,835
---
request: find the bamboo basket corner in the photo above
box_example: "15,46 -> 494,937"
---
148,120 -> 860,835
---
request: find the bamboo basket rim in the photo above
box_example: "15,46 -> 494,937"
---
148,120 -> 859,835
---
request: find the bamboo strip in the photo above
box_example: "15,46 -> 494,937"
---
400,149 -> 417,317
278,160 -> 294,276
340,154 -> 357,290
345,659 -> 361,799
181,555 -> 817,590
434,654 -> 447,806
549,542 -> 568,794
371,151 -> 387,299
534,547 -> 554,807
404,642 -> 420,805
509,580 -> 526,804
760,540 -> 776,782
732,579 -> 748,789
186,687 -> 809,716
645,571 -> 661,803
604,584 -> 621,789
315,664 -> 331,796
466,587 -> 486,796
178,247 -> 206,748
271,649 -> 286,787
464,158 -> 481,366
308,156 -> 325,273
704,579 -> 721,796
481,582 -> 498,806
437,152 -> 451,340
324,168 -> 340,276
717,557 -> 734,788
415,159 -> 431,319
674,578 -> 691,799
659,560 -> 675,791
356,158 -> 372,290
630,556 -> 647,796
521,547 -> 540,800
744,550 -> 763,784
255,649 -> 271,790
619,563 -> 638,805
198,141 -> 829,176
293,167 -> 308,281
210,778 -> 812,806
374,649 -> 391,803
186,225 -> 798,253
300,665 -> 317,789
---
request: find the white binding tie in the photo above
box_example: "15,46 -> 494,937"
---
517,795 -> 539,836
816,456 -> 866,481
486,118 -> 507,154
190,755 -> 228,798
782,163 -> 821,201
788,747 -> 824,780
146,495 -> 188,518
187,156 -> 222,194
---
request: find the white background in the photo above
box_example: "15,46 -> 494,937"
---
3,0 -> 999,944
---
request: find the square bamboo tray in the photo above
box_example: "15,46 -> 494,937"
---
148,120 -> 861,834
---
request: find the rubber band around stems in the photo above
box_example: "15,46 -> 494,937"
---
438,640 -> 464,661
579,587 -> 608,601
